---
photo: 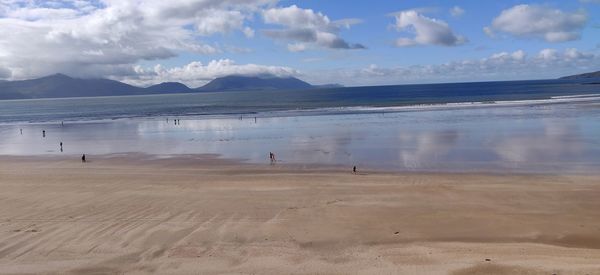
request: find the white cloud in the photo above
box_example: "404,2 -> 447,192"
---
489,50 -> 526,62
305,48 -> 599,86
194,9 -> 247,36
537,49 -> 558,60
392,10 -> 467,47
450,6 -> 465,18
0,0 -> 276,80
262,5 -> 365,51
564,47 -> 593,60
243,26 -> 255,38
485,4 -> 587,42
287,43 -> 307,52
0,65 -> 11,79
333,18 -> 363,29
122,59 -> 299,87
263,4 -> 330,28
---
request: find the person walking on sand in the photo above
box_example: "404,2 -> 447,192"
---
269,152 -> 276,163
20,128 -> 22,135
81,154 -> 86,163
353,166 -> 357,174
42,130 -> 46,137
60,142 -> 63,152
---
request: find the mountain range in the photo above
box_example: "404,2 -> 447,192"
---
2,70 -> 597,100
0,74 -> 330,100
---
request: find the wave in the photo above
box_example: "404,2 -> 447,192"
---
258,94 -> 600,118
551,93 -> 600,99
2,93 -> 600,125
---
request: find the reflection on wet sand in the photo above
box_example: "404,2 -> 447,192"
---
397,130 -> 459,169
1,102 -> 599,173
492,122 -> 586,170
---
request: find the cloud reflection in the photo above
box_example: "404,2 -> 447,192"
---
492,121 -> 584,164
397,130 -> 459,169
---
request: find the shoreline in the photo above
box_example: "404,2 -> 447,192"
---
1,92 -> 599,126
0,156 -> 599,274
2,97 -> 599,175
3,153 -> 600,176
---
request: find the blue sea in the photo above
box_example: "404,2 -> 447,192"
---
1,79 -> 599,173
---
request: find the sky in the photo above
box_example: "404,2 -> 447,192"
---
0,0 -> 599,87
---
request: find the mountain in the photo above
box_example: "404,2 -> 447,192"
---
560,71 -> 600,80
146,82 -> 193,93
0,74 -> 143,99
197,75 -> 313,92
0,74 -> 316,100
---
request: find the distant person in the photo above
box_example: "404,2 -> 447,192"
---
60,142 -> 63,152
81,154 -> 86,163
353,166 -> 357,173
20,129 -> 22,135
42,130 -> 46,138
269,152 -> 275,163
61,121 -> 64,126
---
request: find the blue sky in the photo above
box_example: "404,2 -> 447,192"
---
0,0 -> 598,87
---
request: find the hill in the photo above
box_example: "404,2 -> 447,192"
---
560,71 -> 600,80
196,75 -> 313,92
0,74 -> 143,99
145,82 -> 193,93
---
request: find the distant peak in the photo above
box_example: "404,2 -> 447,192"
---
221,74 -> 289,80
148,82 -> 189,88
197,74 -> 312,92
47,73 -> 72,79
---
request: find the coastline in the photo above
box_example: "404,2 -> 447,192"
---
1,155 -> 600,274
2,153 -> 600,176
1,92 -> 600,126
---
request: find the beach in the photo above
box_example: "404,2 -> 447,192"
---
1,155 -> 599,274
1,96 -> 599,274
2,0 -> 600,273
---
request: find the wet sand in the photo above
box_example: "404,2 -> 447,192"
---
3,100 -> 600,174
1,155 -> 600,274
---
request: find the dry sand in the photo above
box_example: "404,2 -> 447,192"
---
0,155 -> 599,274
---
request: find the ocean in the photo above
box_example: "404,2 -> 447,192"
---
1,79 -> 599,173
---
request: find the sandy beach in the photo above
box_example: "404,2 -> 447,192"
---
0,155 -> 599,274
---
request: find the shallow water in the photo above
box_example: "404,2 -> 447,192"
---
1,100 -> 599,173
